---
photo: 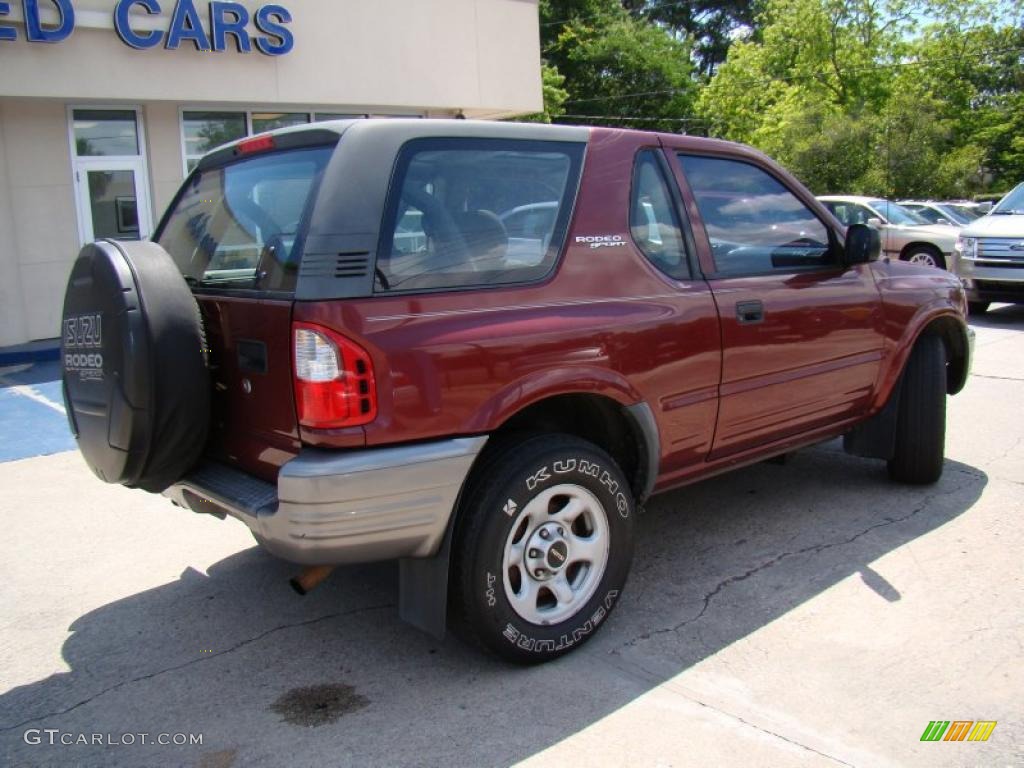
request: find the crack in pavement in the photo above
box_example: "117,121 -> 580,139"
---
616,487 -> 956,650
683,693 -> 858,767
604,654 -> 857,767
0,602 -> 394,734
971,373 -> 1024,382
995,434 -> 1024,463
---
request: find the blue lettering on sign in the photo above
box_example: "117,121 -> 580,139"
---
165,0 -> 210,51
254,4 -> 292,56
209,1 -> 250,53
0,0 -> 292,54
24,0 -> 75,43
0,2 -> 16,42
114,0 -> 162,49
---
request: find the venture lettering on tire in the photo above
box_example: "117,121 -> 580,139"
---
452,435 -> 635,664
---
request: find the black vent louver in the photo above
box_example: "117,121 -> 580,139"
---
300,252 -> 370,280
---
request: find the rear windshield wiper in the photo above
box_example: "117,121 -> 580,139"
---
991,209 -> 1024,215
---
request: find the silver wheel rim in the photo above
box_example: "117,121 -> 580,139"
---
501,483 -> 610,626
908,251 -> 938,267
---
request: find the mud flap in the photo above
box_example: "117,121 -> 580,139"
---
844,384 -> 902,460
398,531 -> 453,639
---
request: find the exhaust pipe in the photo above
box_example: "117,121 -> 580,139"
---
289,565 -> 336,596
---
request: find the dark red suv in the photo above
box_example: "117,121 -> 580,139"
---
61,120 -> 973,662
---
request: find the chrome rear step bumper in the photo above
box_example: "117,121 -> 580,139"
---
164,436 -> 488,565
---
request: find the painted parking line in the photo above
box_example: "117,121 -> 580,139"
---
0,362 -> 76,462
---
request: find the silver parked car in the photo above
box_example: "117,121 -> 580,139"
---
953,181 -> 1024,314
818,195 -> 959,269
900,200 -> 976,227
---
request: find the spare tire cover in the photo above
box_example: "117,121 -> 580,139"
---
61,240 -> 210,492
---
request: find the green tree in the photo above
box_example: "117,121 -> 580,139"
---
623,0 -> 765,77
520,63 -> 571,123
698,0 -> 1023,195
900,24 -> 1024,190
540,0 -> 698,131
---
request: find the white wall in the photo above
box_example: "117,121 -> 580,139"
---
0,0 -> 543,118
0,100 -> 79,346
0,0 -> 544,346
0,105 -> 30,348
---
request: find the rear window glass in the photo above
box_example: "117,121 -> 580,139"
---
376,139 -> 584,292
156,146 -> 332,292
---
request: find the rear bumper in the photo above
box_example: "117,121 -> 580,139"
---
164,436 -> 488,565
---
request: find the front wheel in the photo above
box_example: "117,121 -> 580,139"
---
888,335 -> 947,484
451,434 -> 635,663
901,246 -> 946,270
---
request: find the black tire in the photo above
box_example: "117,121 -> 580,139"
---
901,246 -> 946,270
451,434 -> 635,664
61,240 -> 210,492
967,301 -> 990,316
887,335 -> 946,484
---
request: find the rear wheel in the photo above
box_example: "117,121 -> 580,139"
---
451,434 -> 635,663
901,246 -> 946,270
888,335 -> 946,484
967,301 -> 990,316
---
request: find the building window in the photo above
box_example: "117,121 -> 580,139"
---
73,109 -> 140,157
68,106 -> 153,244
182,111 -> 247,172
180,110 -> 425,174
251,112 -> 310,133
313,113 -> 366,122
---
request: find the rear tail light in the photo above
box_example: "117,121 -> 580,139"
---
292,322 -> 377,429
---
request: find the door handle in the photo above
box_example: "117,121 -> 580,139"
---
736,300 -> 764,325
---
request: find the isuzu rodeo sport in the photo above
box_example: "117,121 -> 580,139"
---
61,120 -> 973,662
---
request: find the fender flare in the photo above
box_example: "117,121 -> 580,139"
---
462,365 -> 644,433
400,370 -> 658,641
872,304 -> 969,411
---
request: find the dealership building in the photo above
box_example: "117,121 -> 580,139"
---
0,0 -> 543,348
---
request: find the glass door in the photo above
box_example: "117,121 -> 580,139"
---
69,108 -> 153,244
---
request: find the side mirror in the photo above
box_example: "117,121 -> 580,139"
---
845,223 -> 881,265
866,217 -> 883,228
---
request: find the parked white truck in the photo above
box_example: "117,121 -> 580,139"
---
952,182 -> 1024,314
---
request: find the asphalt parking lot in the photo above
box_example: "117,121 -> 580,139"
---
1,307 -> 1022,768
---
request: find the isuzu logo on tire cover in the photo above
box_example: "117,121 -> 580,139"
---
64,313 -> 104,381
64,314 -> 102,348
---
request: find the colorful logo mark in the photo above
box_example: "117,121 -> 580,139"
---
920,721 -> 997,742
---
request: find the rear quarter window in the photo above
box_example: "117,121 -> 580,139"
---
375,138 -> 584,293
156,146 -> 333,293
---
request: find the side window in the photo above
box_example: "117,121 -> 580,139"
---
630,150 -> 689,280
678,155 -> 834,276
826,202 -> 872,226
376,139 -> 583,292
908,206 -> 942,224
